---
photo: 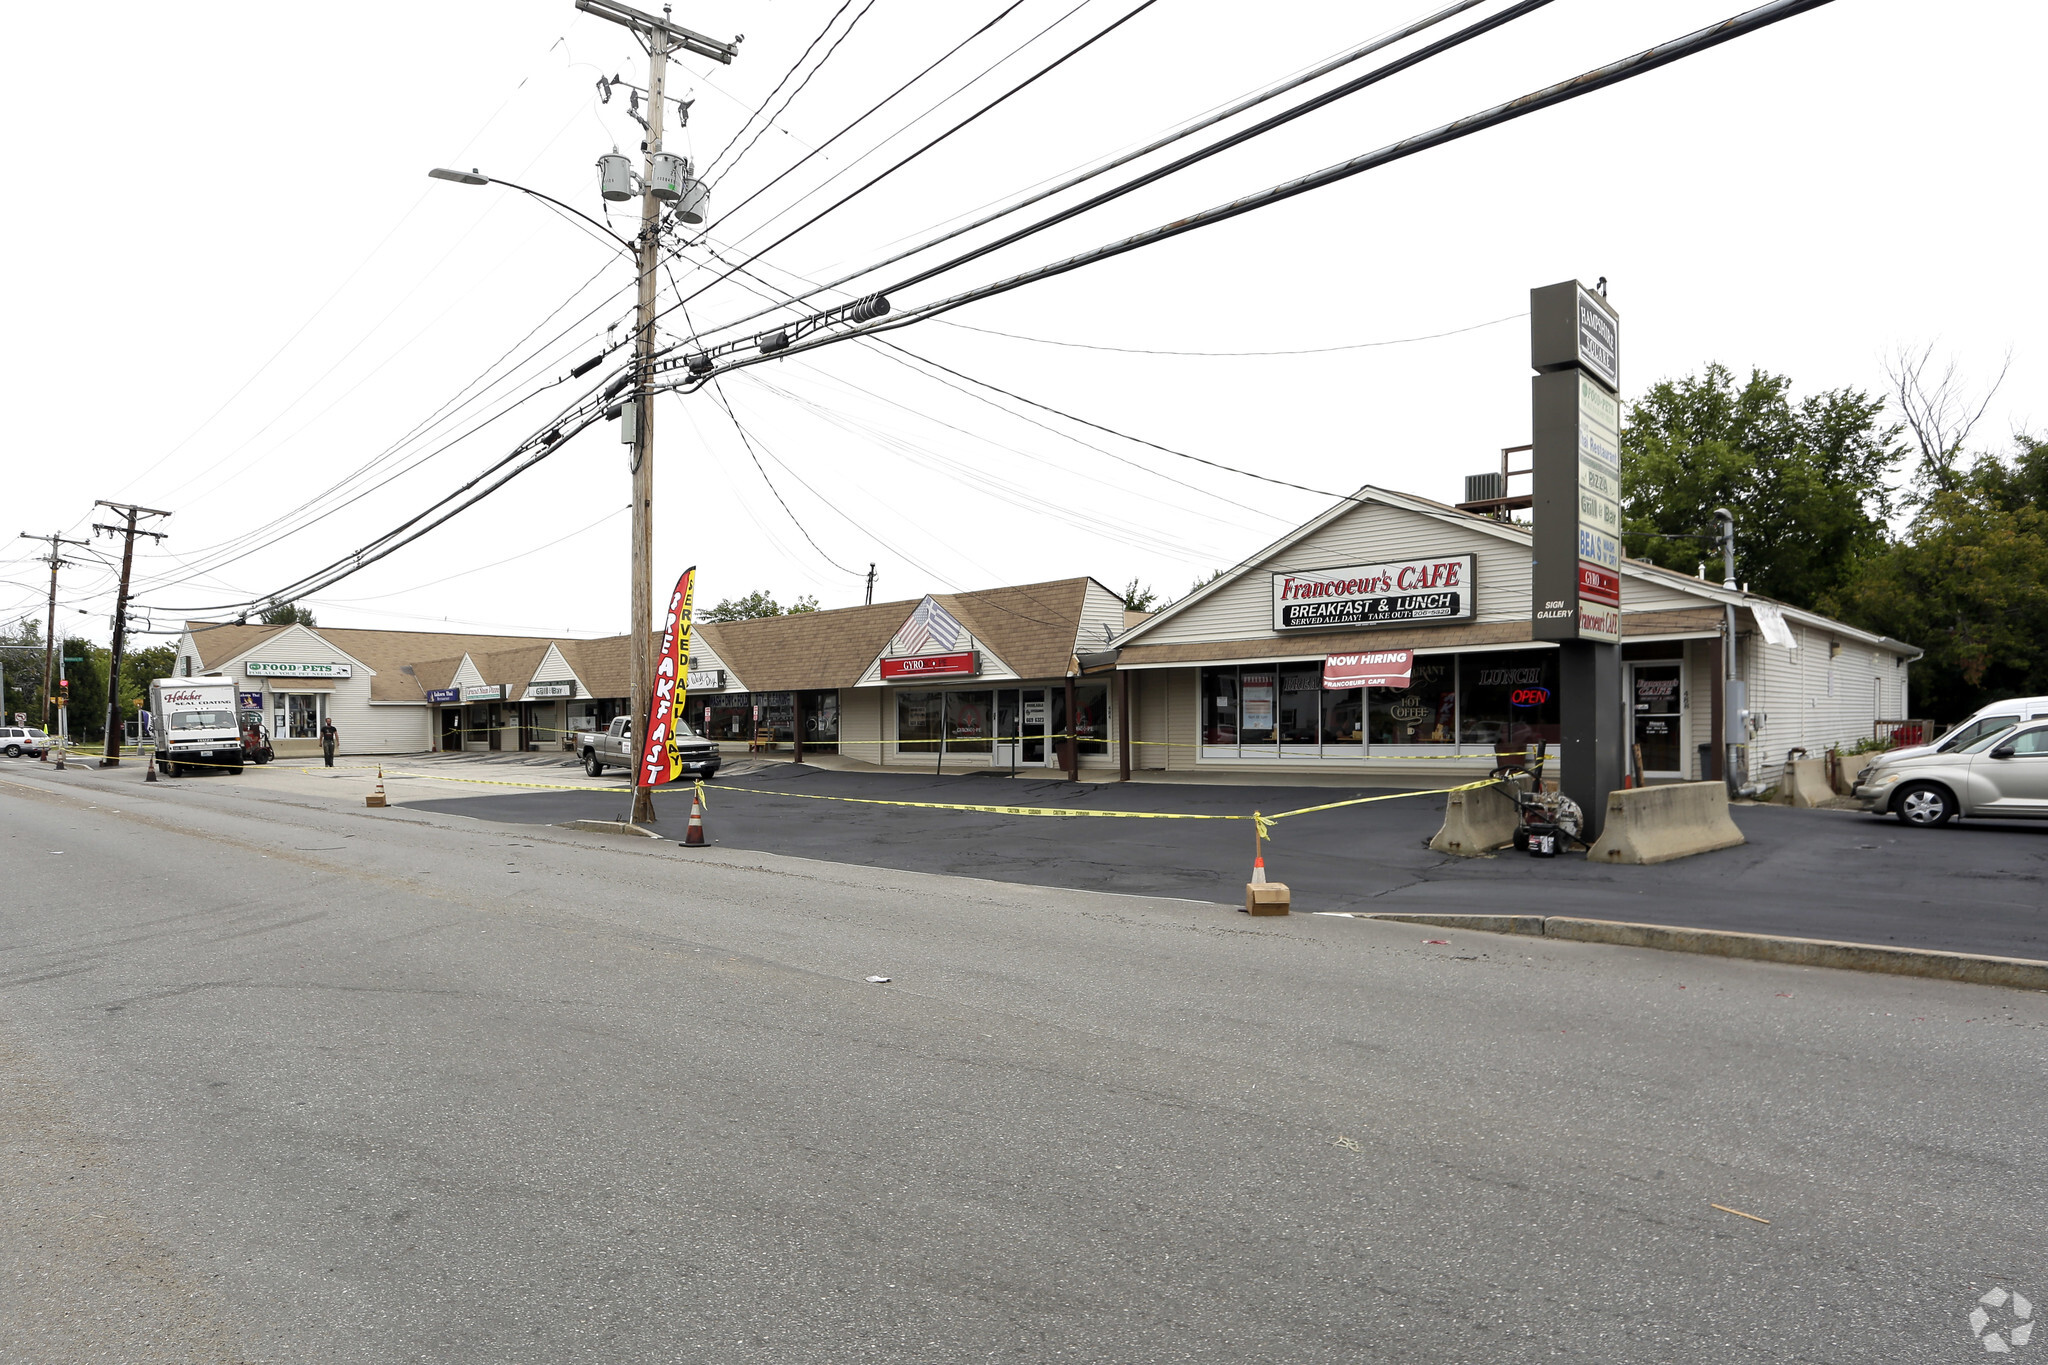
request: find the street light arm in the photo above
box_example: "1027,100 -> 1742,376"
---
425,168 -> 635,254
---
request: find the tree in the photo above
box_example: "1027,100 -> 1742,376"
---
1826,434 -> 2048,722
1885,344 -> 2011,498
2,616 -> 44,723
700,590 -> 817,623
261,601 -> 317,626
1620,363 -> 1904,609
58,637 -> 108,742
119,644 -> 179,715
1121,579 -> 1159,612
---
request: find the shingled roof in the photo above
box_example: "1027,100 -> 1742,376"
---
933,578 -> 1092,681
694,598 -> 919,692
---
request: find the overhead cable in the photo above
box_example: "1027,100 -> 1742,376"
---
683,0 -> 1497,342
663,0 -> 1838,387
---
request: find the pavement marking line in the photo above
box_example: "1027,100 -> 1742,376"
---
1709,1203 -> 1771,1224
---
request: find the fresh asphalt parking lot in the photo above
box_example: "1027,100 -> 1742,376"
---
400,763 -> 2048,962
4,758 -> 2047,1363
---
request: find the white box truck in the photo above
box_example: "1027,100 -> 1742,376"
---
148,678 -> 245,775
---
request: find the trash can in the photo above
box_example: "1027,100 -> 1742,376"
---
1697,742 -> 1714,783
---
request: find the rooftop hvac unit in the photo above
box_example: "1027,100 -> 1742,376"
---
1464,472 -> 1505,504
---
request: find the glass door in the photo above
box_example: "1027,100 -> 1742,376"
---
1629,663 -> 1684,778
1020,688 -> 1049,765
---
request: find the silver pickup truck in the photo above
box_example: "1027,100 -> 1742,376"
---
577,715 -> 720,779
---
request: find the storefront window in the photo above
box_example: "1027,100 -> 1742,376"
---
897,690 -> 943,754
803,690 -> 839,750
1278,668 -> 1320,748
1201,667 -> 1238,748
1320,686 -> 1363,748
701,696 -> 752,742
1458,650 -> 1559,757
1240,670 -> 1276,746
756,691 -> 794,744
1370,658 -> 1456,747
1071,683 -> 1108,755
283,693 -> 323,739
945,690 -> 993,754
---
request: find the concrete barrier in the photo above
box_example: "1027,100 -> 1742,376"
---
1778,757 -> 1833,808
1584,781 -> 1745,865
1428,777 -> 1523,857
1834,753 -> 1877,796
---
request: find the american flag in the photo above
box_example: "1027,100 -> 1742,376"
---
892,597 -> 964,655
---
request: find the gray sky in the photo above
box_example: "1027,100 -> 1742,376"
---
3,0 -> 2040,645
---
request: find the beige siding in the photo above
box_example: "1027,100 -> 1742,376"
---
210,624 -> 432,756
1079,578 -> 1126,652
1684,637 -> 1718,780
1136,501 -> 1529,646
1745,622 -> 1902,787
1163,667 -> 1198,772
687,635 -> 743,690
1134,669 -> 1170,770
839,686 -> 885,765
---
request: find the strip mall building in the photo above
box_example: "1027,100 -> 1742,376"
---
173,485 -> 1916,787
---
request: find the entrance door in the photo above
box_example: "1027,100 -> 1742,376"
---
993,689 -> 1021,769
1020,688 -> 1049,766
440,707 -> 461,752
1629,663 -> 1684,778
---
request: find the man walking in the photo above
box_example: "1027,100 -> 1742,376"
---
320,717 -> 339,768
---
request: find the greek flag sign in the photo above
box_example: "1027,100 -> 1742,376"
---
638,565 -> 698,786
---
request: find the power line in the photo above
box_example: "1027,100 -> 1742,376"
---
663,0 -> 1159,328
707,0 -> 877,190
685,0 -> 1496,344
934,311 -> 1527,357
705,1 -> 1029,233
665,0 -> 1837,388
698,0 -> 857,183
705,380 -> 864,577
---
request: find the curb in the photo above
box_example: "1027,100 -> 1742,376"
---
1335,912 -> 2048,993
563,818 -> 664,839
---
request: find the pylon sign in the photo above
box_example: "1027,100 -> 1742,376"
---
1530,280 -> 1622,642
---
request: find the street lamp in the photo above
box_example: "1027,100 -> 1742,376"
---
427,166 -> 491,186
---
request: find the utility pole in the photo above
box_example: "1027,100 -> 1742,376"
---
1714,506 -> 1741,794
576,0 -> 738,825
17,531 -> 88,730
91,501 -> 170,766
865,563 -> 876,606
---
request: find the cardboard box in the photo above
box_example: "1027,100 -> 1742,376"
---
1243,882 -> 1291,916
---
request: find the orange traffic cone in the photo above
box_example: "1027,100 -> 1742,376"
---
366,767 -> 388,808
1243,820 -> 1289,915
682,786 -> 706,846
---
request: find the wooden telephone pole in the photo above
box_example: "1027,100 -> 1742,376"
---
91,501 -> 170,766
17,531 -> 88,730
574,0 -> 738,824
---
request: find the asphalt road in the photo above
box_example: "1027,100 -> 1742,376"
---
400,764 -> 2048,961
5,760 -> 2047,1363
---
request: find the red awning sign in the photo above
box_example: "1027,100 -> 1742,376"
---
1323,649 -> 1413,689
879,651 -> 979,681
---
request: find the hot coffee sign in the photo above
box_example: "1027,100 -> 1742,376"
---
1271,556 -> 1475,630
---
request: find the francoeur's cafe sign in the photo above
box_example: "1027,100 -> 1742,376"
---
1271,555 -> 1475,630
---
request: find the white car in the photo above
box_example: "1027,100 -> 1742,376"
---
1855,719 -> 2048,826
1,725 -> 50,758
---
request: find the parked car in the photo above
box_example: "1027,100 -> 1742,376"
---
578,715 -> 719,779
1880,695 -> 2048,763
1,725 -> 49,758
1855,719 -> 2048,826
